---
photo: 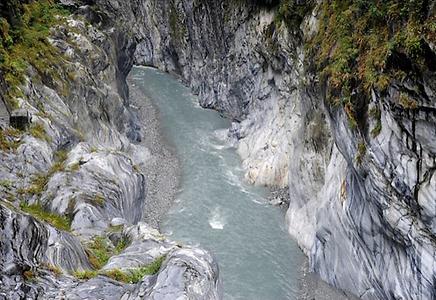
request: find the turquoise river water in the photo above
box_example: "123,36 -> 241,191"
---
131,66 -> 305,300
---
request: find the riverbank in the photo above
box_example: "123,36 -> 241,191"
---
127,71 -> 180,228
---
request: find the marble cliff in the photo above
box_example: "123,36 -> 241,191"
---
0,0 -> 434,299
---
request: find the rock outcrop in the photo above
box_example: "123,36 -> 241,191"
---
0,1 -> 220,299
123,0 -> 435,299
0,0 -> 434,299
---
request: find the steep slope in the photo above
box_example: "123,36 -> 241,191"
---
1,0 -> 434,299
119,0 -> 435,299
0,1 -> 220,298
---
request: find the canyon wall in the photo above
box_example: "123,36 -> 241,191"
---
0,0 -> 434,299
125,0 -> 436,298
0,1 -> 220,298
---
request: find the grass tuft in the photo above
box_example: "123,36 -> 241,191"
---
0,128 -> 21,152
41,262 -> 62,276
23,270 -> 35,281
74,255 -> 166,283
73,270 -> 98,280
86,235 -> 131,269
23,149 -> 67,196
103,255 -> 166,283
29,123 -> 51,142
355,141 -> 367,165
86,236 -> 112,270
20,202 -> 71,231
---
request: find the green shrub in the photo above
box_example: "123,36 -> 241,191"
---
307,0 -> 434,131
86,236 -> 112,270
0,0 -> 71,107
275,0 -> 314,29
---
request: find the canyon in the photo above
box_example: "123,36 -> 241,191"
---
0,0 -> 435,299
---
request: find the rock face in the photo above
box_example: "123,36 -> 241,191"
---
0,2 -> 220,299
117,0 -> 435,299
1,0 -> 435,299
133,0 -> 302,188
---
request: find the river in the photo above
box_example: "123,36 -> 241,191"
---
131,66 -> 305,300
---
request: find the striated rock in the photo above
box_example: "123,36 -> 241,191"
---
0,204 -> 91,273
0,2 -> 220,299
0,203 -> 91,299
130,0 -> 303,187
39,142 -> 147,238
123,247 -> 222,300
113,0 -> 436,299
1,0 -> 434,299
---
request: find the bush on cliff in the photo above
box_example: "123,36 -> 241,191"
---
308,0 -> 435,130
0,0 -> 70,108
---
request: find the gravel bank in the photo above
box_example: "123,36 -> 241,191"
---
127,73 -> 180,228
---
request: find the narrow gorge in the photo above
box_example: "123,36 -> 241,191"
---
0,0 -> 435,299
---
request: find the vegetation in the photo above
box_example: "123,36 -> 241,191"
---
0,127 -> 21,151
75,255 -> 166,283
108,224 -> 124,233
41,262 -> 62,276
20,202 -> 71,231
355,141 -> 367,165
107,255 -> 166,283
114,237 -> 129,254
29,123 -> 51,142
68,162 -> 80,172
23,149 -> 67,196
92,194 -> 105,207
0,0 -> 71,108
399,92 -> 418,109
23,270 -> 35,281
103,269 -> 130,282
86,236 -> 112,269
86,235 -> 130,270
73,270 -> 98,280
369,106 -> 382,137
130,255 -> 166,278
306,0 -> 435,131
169,1 -> 186,44
275,0 -> 314,29
0,179 -> 12,188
